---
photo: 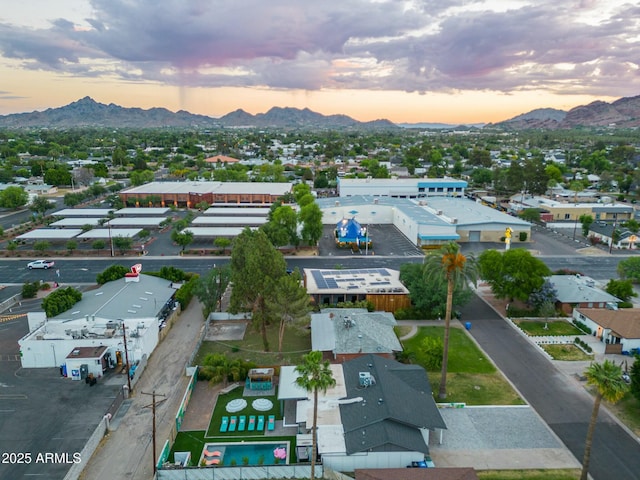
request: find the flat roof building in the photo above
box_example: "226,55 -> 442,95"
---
119,181 -> 292,207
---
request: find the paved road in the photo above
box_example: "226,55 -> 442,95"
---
78,298 -> 205,480
459,293 -> 640,480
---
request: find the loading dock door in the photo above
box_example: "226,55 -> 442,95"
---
469,231 -> 481,242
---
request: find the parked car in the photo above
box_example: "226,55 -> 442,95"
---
27,259 -> 55,269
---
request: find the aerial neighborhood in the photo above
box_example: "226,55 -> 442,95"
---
2,98 -> 640,480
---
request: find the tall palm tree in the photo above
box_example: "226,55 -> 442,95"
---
580,360 -> 629,480
423,241 -> 478,399
295,351 -> 336,480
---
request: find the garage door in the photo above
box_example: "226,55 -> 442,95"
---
469,231 -> 481,242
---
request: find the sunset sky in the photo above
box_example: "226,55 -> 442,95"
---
0,0 -> 638,124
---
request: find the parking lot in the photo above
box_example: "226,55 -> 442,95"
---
318,223 -> 423,257
0,311 -> 123,480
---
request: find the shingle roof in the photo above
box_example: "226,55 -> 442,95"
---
550,275 -> 621,305
576,308 -> 640,339
311,308 -> 402,355
340,354 -> 446,455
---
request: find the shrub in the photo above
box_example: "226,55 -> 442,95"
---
519,231 -> 528,241
22,281 -> 40,299
418,336 -> 443,371
96,265 -> 130,284
92,239 -> 106,250
33,240 -> 51,252
41,287 -> 82,317
174,275 -> 199,309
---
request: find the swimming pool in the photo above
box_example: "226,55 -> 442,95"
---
201,441 -> 290,466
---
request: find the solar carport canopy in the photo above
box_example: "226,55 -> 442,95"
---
77,228 -> 142,239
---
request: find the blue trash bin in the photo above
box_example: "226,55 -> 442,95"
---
464,321 -> 472,331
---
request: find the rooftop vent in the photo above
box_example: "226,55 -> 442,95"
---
359,372 -> 373,387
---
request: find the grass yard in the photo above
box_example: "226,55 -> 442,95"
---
194,323 -> 311,367
542,344 -> 592,361
206,388 -> 281,438
514,319 -> 583,337
401,326 -> 524,405
599,391 -> 640,437
477,469 -> 580,480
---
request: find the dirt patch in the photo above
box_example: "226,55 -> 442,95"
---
206,321 -> 249,341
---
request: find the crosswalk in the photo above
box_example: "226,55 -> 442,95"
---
0,313 -> 26,323
0,354 -> 20,362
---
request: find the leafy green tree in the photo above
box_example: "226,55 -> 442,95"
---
479,249 -> 551,302
193,266 -> 231,317
0,186 -> 28,209
33,240 -> 51,252
29,196 -> 55,215
299,202 -> 323,246
229,228 -> 287,350
213,237 -> 231,253
96,265 -> 129,284
171,229 -> 194,253
399,263 -> 472,318
295,351 -> 336,480
92,239 -> 106,250
630,358 -> 640,403
292,183 -> 311,203
581,360 -> 628,480
130,170 -> 155,186
604,279 -> 636,302
263,204 -> 299,247
424,242 -> 478,399
113,236 -> 133,254
266,269 -> 312,354
622,218 -> 640,234
580,214 -> 594,237
66,240 -> 78,253
157,266 -> 187,283
44,165 -> 72,186
519,208 -> 541,222
42,287 -> 82,317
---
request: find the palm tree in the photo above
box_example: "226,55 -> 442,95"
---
423,241 -> 478,399
580,360 -> 629,480
295,351 -> 336,480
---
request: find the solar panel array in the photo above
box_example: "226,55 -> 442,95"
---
310,269 -> 391,290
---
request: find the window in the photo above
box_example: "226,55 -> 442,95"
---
564,213 -> 571,220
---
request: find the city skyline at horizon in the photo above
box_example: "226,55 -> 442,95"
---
0,1 -> 638,123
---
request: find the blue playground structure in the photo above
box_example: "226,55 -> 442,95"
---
335,217 -> 371,249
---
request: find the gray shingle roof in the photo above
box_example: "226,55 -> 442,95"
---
340,354 -> 446,455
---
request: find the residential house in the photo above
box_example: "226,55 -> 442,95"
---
310,308 -> 402,362
549,275 -> 621,315
573,308 -> 640,355
278,354 -> 446,471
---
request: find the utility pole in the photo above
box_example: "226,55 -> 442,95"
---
120,320 -> 132,394
142,391 -> 167,475
609,215 -> 618,254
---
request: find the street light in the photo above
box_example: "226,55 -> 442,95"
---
119,319 -> 132,394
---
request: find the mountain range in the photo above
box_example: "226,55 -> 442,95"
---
0,94 -> 639,130
0,97 -> 397,130
489,95 -> 640,130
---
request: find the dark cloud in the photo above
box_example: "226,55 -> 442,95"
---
0,0 -> 638,96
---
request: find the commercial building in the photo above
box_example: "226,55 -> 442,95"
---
337,177 -> 467,198
119,181 -> 292,207
19,271 -> 177,374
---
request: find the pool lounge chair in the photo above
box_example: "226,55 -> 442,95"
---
248,415 -> 256,431
238,415 -> 246,431
220,416 -> 229,433
267,415 -> 275,431
257,415 -> 265,431
229,416 -> 237,432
